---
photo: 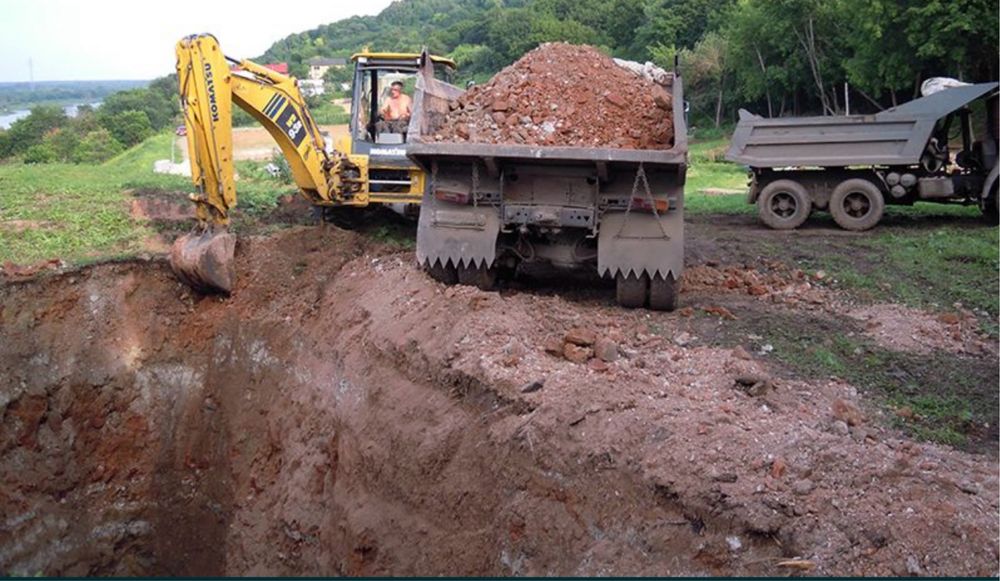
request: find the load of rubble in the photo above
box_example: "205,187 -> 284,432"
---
431,43 -> 675,150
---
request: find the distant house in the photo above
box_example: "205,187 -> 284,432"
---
298,79 -> 325,97
230,62 -> 289,75
306,56 -> 347,81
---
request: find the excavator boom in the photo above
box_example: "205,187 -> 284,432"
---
171,34 -> 334,293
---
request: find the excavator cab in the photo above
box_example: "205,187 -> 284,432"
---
335,52 -> 456,205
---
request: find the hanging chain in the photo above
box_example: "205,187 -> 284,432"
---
616,162 -> 671,240
471,162 -> 480,207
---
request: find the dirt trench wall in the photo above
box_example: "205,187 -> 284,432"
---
2,228 -> 997,577
0,236 -> 745,576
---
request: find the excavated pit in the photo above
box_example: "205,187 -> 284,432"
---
2,227 -> 998,576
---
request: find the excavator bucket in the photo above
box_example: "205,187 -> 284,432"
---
169,229 -> 237,294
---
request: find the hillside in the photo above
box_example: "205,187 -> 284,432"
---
259,0 -> 998,127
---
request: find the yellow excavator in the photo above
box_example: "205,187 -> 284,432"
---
170,33 -> 456,293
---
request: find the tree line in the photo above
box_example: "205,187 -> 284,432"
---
261,0 -> 998,126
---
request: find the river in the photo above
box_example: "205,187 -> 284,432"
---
0,102 -> 101,129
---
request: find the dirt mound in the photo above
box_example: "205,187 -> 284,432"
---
432,43 -> 674,149
1,228 -> 997,576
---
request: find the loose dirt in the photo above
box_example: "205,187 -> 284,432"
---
432,43 -> 675,149
2,222 -> 997,576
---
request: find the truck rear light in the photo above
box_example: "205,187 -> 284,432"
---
435,189 -> 470,204
630,197 -> 669,213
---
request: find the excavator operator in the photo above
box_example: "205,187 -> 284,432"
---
378,81 -> 412,134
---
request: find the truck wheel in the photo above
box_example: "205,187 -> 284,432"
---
457,263 -> 497,290
830,179 -> 884,231
757,180 -> 812,229
648,273 -> 678,311
616,272 -> 648,309
425,260 -> 458,285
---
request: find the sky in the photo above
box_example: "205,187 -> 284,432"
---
0,0 -> 396,82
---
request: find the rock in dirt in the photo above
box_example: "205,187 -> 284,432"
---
831,420 -> 850,436
703,305 -> 737,320
734,375 -> 771,396
587,358 -> 609,372
593,337 -> 619,362
791,479 -> 815,496
543,336 -> 565,357
433,43 -> 674,149
563,343 -> 593,364
565,327 -> 598,346
521,379 -> 545,393
832,398 -> 865,426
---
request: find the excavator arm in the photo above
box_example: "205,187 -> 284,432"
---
171,34 -> 358,293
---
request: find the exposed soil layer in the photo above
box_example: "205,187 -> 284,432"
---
432,43 -> 675,149
1,226 -> 998,576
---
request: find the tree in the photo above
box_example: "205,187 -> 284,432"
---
100,110 -> 153,147
99,88 -> 175,131
0,105 -> 67,157
73,129 -> 124,163
681,32 -> 729,127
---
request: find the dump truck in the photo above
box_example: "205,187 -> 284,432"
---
406,56 -> 688,310
726,82 -> 999,230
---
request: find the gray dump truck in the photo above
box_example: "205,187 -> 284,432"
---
405,58 -> 688,310
726,82 -> 999,230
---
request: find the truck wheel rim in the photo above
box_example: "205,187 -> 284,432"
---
843,192 -> 871,218
770,192 -> 798,218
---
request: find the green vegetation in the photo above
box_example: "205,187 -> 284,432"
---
259,0 -> 997,127
0,133 -> 184,264
0,132 -> 295,265
809,225 -> 999,333
710,311 -> 995,450
0,76 -> 179,165
685,137 -> 751,214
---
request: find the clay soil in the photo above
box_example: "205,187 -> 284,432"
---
432,43 -> 675,150
1,210 -> 998,576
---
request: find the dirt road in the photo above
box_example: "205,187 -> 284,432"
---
1,202 -> 997,576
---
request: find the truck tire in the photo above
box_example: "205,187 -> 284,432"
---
648,273 -> 678,311
616,272 -> 648,309
757,179 -> 812,230
830,179 -> 884,231
425,260 -> 458,285
457,263 -> 497,290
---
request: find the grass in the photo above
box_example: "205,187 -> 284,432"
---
722,311 -> 995,450
0,134 -> 187,264
684,137 -> 753,215
802,224 -> 999,323
0,132 -> 297,265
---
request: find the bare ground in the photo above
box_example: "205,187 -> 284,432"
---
1,208 -> 997,576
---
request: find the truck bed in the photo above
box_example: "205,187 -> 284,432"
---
726,82 -> 998,168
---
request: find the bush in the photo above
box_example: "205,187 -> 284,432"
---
44,127 -> 81,161
23,143 -> 57,164
100,109 -> 153,147
73,129 -> 124,163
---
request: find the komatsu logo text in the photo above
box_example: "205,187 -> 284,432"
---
203,63 -> 219,122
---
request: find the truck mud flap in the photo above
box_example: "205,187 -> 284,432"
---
598,211 -> 683,280
416,194 -> 500,269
